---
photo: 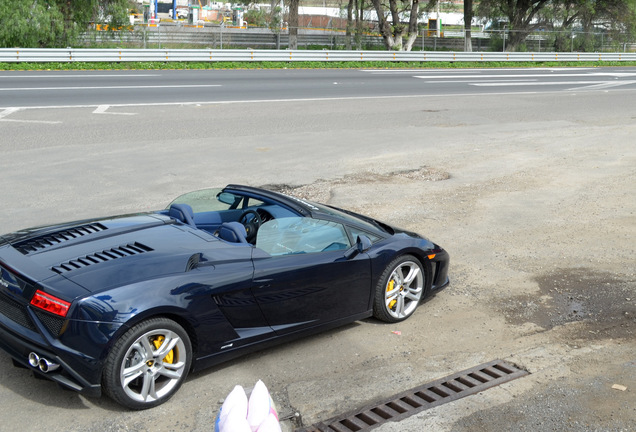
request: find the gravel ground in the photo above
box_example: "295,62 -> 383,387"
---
0,89 -> 634,431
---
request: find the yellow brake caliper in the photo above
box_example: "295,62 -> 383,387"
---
387,279 -> 397,310
152,335 -> 174,364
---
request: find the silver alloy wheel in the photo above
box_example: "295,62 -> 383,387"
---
119,329 -> 187,403
384,260 -> 424,320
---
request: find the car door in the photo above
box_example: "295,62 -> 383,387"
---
251,218 -> 372,335
200,246 -> 275,353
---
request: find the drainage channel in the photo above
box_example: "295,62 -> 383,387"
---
296,359 -> 529,432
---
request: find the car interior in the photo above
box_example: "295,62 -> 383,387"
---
165,199 -> 351,255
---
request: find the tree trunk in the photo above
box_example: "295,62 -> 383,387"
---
463,0 -> 473,52
403,0 -> 419,51
403,33 -> 418,51
289,0 -> 299,50
346,0 -> 354,50
372,0 -> 422,51
356,0 -> 364,50
371,0 -> 397,50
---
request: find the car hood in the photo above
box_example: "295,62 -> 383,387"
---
0,213 -> 225,298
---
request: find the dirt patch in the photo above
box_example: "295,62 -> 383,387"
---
262,166 -> 450,204
499,268 -> 636,340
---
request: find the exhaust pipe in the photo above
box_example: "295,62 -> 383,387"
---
28,352 -> 39,368
28,352 -> 60,373
38,357 -> 60,373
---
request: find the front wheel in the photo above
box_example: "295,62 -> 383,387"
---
373,255 -> 426,323
102,317 -> 192,410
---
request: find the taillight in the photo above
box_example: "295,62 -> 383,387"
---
30,290 -> 71,318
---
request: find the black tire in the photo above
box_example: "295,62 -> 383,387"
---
373,255 -> 426,323
102,317 -> 192,410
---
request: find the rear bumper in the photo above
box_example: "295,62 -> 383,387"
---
0,309 -> 102,397
0,321 -> 102,397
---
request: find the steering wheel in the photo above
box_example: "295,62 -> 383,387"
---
238,209 -> 262,243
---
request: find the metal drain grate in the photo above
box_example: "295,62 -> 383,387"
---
297,359 -> 529,432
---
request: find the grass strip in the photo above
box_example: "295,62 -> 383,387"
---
1,60 -> 636,71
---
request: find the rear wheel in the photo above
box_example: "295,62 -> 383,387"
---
103,317 -> 192,410
373,255 -> 426,323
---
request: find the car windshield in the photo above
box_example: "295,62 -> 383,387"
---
169,188 -> 266,213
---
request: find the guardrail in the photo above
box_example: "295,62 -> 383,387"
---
2,48 -> 636,63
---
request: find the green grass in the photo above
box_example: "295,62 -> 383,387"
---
2,60 -> 636,70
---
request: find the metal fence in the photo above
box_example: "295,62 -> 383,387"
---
70,24 -> 636,53
2,47 -> 636,63
78,27 -> 387,50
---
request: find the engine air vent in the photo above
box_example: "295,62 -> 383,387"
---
14,223 -> 108,255
51,242 -> 153,274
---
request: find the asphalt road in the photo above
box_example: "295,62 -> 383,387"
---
2,67 -> 636,109
0,67 -> 634,431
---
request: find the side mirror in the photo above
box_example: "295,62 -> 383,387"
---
344,235 -> 372,259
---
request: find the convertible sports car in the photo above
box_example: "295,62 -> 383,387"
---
0,185 -> 449,409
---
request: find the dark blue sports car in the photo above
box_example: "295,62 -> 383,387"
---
0,185 -> 449,409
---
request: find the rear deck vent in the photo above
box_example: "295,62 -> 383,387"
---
14,223 -> 108,254
51,242 -> 153,274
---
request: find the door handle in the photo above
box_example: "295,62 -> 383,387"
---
253,278 -> 272,289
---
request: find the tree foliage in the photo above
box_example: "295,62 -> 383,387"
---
244,9 -> 269,27
477,0 -> 551,50
477,0 -> 636,51
0,0 -> 132,48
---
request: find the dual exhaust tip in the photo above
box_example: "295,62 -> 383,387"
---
28,352 -> 59,373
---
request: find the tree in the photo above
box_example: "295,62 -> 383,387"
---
0,0 -> 132,48
269,0 -> 283,49
478,0 -> 636,51
0,0 -> 64,47
464,0 -> 473,51
370,0 -> 421,50
289,0 -> 299,49
478,0 -> 551,51
244,8 -> 269,27
346,0 -> 355,49
547,0 -> 636,50
355,0 -> 367,49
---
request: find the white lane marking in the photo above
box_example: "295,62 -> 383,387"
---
93,105 -> 137,115
568,80 -> 636,90
472,81 -> 602,86
415,72 -> 636,79
0,74 -> 160,78
0,84 -> 222,91
0,93 -> 541,112
362,68 -> 595,73
0,107 -> 19,119
0,86 -> 634,113
423,79 -> 539,84
0,118 -> 62,124
0,107 -> 61,124
471,81 -> 636,88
